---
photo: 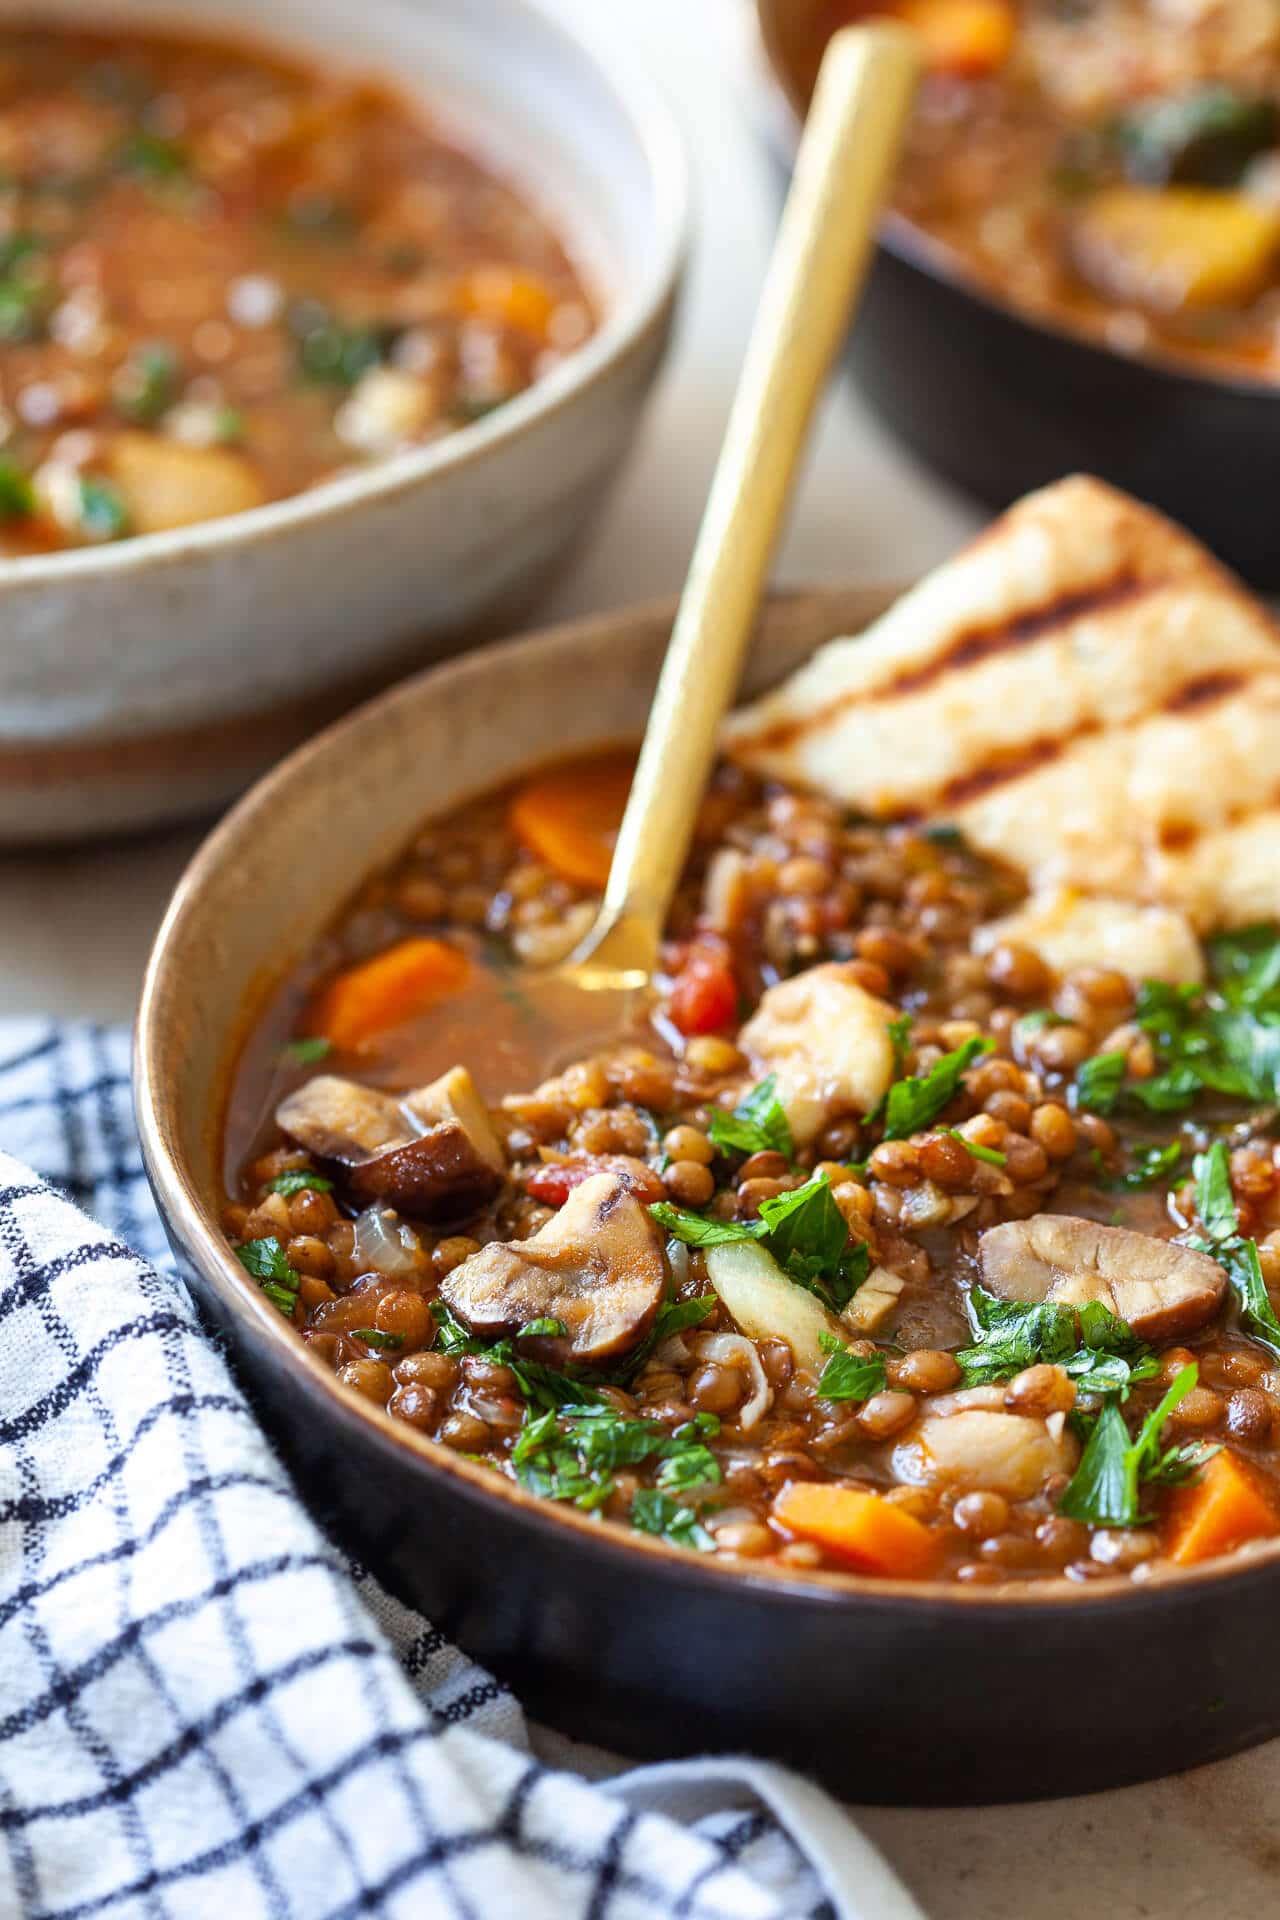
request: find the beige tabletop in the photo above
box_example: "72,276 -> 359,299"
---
1,5 -> 1274,1909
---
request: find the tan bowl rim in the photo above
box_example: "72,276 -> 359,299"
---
135,585 -> 1280,1613
0,0 -> 690,585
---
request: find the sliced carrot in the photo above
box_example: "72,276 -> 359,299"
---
897,0 -> 1015,73
456,266 -> 556,335
773,1481 -> 939,1579
509,752 -> 635,890
305,937 -> 469,1051
1164,1449 -> 1280,1566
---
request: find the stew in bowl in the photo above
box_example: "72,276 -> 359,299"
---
219,479 -> 1280,1592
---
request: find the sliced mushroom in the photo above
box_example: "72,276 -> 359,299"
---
893,1403 -> 1079,1501
738,962 -> 899,1147
276,1065 -> 504,1223
980,1214 -> 1227,1344
439,1172 -> 666,1362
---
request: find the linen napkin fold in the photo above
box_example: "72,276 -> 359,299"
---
0,1020 -> 926,1920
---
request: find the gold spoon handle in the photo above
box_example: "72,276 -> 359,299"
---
587,23 -> 918,979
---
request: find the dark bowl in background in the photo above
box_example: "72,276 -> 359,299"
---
754,0 -> 1280,586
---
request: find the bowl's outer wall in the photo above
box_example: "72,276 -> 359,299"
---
0,0 -> 685,841
849,244 -> 1280,589
140,591 -> 1280,1804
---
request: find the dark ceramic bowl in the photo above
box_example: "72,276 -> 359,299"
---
136,588 -> 1280,1805
752,0 -> 1280,587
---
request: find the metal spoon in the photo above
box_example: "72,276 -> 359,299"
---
399,24 -> 918,1091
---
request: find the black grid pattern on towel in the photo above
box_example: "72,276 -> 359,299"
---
0,1021 -> 834,1920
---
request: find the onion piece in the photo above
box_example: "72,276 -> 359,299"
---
351,1205 -> 423,1278
695,1332 -> 772,1431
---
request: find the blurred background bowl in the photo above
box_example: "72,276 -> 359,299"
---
750,0 -> 1280,587
0,0 -> 686,845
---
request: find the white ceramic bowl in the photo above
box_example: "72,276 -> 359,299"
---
0,0 -> 687,843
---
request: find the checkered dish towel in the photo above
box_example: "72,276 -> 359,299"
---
0,1021 -> 926,1920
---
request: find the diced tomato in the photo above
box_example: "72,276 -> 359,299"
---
667,949 -> 738,1037
525,1155 -> 664,1207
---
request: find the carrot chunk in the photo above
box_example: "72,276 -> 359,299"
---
306,937 -> 469,1051
897,0 -> 1014,73
509,752 -> 635,890
456,266 -> 556,335
773,1482 -> 939,1578
1164,1448 -> 1280,1566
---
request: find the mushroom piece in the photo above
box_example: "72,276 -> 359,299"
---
892,1403 -> 1079,1502
979,1214 -> 1227,1345
276,1065 -> 504,1223
737,962 -> 900,1147
439,1171 -> 666,1363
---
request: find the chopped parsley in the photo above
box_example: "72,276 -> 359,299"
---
816,1331 -> 885,1403
0,458 -> 34,520
351,1327 -> 405,1351
77,477 -> 130,541
1191,1141 -> 1280,1356
1104,932 -> 1280,1112
235,1235 -> 298,1316
882,1035 -> 993,1141
429,1301 -> 605,1409
706,1074 -> 794,1163
652,1174 -> 869,1315
282,1036 -> 333,1065
887,1014 -> 912,1069
0,234 -> 49,342
611,1294 -> 716,1383
1074,1050 -> 1128,1114
518,1316 -> 568,1339
943,1127 -> 1007,1168
511,1402 -> 720,1547
266,1169 -> 333,1196
956,1286 -> 1158,1396
117,130 -> 189,180
1058,1363 -> 1215,1527
112,341 -> 179,423
630,1487 -> 716,1551
1105,1140 -> 1184,1190
290,301 -> 395,386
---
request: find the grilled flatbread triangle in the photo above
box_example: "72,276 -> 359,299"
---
725,475 -> 1280,951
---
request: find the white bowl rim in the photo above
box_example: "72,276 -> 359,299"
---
0,0 -> 690,584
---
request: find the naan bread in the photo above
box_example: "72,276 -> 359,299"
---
725,476 -> 1280,934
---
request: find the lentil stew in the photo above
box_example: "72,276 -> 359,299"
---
0,23 -> 595,554
776,0 -> 1280,380
223,749 -> 1280,1588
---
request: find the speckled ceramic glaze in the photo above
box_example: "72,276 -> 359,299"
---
137,590 -> 1280,1804
0,0 -> 686,844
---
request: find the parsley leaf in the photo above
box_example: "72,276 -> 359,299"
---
652,1175 -> 869,1315
706,1074 -> 794,1163
351,1327 -> 405,1351
956,1287 -> 1157,1395
512,1404 -> 721,1536
1106,1140 -> 1183,1189
0,457 -> 34,519
235,1236 -> 298,1316
816,1331 -> 886,1402
887,1014 -> 912,1069
943,1127 -> 1007,1167
266,1169 -> 333,1196
610,1295 -> 717,1384
882,1036 -> 993,1140
428,1301 -> 605,1408
1075,1051 -> 1128,1114
1059,1362 -> 1210,1526
1192,1141 -> 1280,1356
282,1036 -> 333,1065
77,476 -> 129,541
630,1488 -> 715,1551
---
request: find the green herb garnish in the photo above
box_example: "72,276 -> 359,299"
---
1058,1363 -> 1214,1527
0,458 -> 35,519
351,1327 -> 405,1351
629,1487 -> 715,1552
816,1331 -> 885,1403
117,130 -> 189,179
1074,1050 -> 1128,1114
235,1236 -> 298,1316
943,1127 -> 1007,1167
112,341 -> 179,423
511,1403 -> 720,1534
518,1317 -> 568,1339
282,1036 -> 333,1065
882,1035 -> 993,1141
1192,1140 -> 1280,1356
706,1074 -> 795,1163
652,1174 -> 869,1315
956,1286 -> 1157,1395
266,1169 -> 333,1196
77,477 -> 129,541
1106,1140 -> 1184,1190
